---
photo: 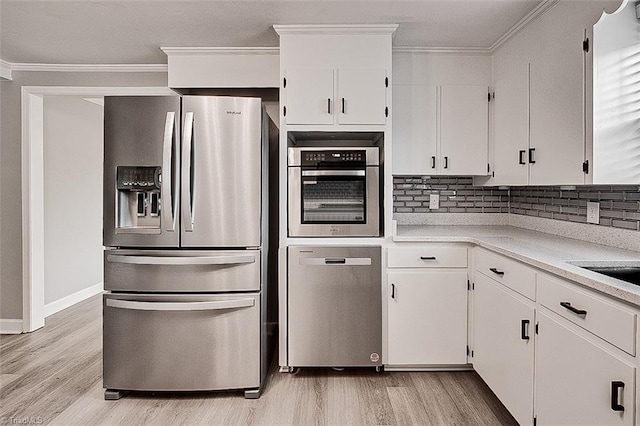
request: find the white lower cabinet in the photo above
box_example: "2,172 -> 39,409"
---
471,248 -> 639,425
535,311 -> 636,425
386,245 -> 468,367
473,272 -> 535,426
387,271 -> 468,365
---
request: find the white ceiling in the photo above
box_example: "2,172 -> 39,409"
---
1,0 -> 543,65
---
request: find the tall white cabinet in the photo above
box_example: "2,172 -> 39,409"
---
274,25 -> 396,369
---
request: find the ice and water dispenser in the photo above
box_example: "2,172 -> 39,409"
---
116,166 -> 162,233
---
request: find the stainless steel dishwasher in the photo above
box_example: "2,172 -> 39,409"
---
288,246 -> 382,368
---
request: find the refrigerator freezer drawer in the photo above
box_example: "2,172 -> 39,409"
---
104,249 -> 261,292
103,293 -> 260,391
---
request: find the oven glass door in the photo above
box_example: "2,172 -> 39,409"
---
301,170 -> 366,224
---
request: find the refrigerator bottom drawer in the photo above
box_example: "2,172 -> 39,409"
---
103,293 -> 260,391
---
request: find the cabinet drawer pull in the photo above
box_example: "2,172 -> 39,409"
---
444,156 -> 449,169
560,301 -> 587,317
528,148 -> 536,164
420,256 -> 436,260
391,283 -> 396,300
327,98 -> 331,114
489,267 -> 505,276
521,319 -> 530,340
611,381 -> 625,412
518,150 -> 526,165
341,97 -> 345,114
431,156 -> 436,169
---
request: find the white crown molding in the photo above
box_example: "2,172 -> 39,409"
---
1,60 -> 12,80
273,24 -> 399,36
393,46 -> 492,55
3,62 -> 167,73
490,0 -> 560,52
161,47 -> 279,56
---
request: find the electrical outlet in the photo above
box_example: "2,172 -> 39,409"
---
429,194 -> 440,210
587,202 -> 600,224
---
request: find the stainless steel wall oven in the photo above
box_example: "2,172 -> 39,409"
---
288,145 -> 381,237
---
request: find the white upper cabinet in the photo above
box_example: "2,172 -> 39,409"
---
284,67 -> 387,125
491,45 -> 529,186
392,85 -> 437,175
528,6 -> 587,186
337,68 -> 387,125
275,25 -> 396,129
393,84 -> 489,176
486,1 -> 626,186
284,68 -> 334,125
440,85 -> 489,176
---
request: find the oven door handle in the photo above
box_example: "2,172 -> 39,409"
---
301,170 -> 366,177
105,298 -> 255,311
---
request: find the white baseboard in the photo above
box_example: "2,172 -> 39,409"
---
0,319 -> 24,334
44,282 -> 104,318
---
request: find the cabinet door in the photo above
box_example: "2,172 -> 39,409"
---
440,85 -> 489,175
529,19 -> 586,185
536,312 -> 635,425
492,49 -> 529,185
285,68 -> 334,125
392,85 -> 437,175
473,273 -> 535,426
387,271 -> 467,365
337,68 -> 387,125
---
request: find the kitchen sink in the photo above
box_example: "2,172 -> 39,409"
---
578,266 -> 640,287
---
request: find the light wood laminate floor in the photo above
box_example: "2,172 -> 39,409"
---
1,294 -> 517,425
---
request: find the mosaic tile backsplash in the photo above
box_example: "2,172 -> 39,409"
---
393,176 -> 640,232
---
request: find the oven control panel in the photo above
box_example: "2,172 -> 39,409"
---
301,150 -> 365,166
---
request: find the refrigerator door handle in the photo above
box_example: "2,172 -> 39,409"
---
106,298 -> 255,311
182,111 -> 195,232
161,111 -> 177,232
106,254 -> 256,265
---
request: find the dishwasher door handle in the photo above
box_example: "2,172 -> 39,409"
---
298,257 -> 373,266
106,298 -> 255,311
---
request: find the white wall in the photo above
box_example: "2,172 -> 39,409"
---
0,70 -> 168,321
43,96 -> 103,308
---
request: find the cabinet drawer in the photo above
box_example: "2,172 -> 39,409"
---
474,249 -> 536,300
538,274 -> 637,356
387,246 -> 467,268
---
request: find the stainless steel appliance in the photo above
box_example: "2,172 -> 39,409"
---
287,246 -> 382,367
288,147 -> 381,237
102,96 -> 274,399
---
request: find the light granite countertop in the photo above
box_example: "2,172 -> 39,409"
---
394,225 -> 640,308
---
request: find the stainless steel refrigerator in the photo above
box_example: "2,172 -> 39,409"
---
102,95 -> 273,399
